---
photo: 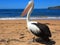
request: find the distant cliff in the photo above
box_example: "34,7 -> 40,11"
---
48,6 -> 60,9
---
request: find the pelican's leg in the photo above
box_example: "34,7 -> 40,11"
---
32,36 -> 36,42
28,36 -> 36,42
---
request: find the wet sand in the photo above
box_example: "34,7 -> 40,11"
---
0,19 -> 60,45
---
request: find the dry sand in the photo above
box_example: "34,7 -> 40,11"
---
0,19 -> 60,45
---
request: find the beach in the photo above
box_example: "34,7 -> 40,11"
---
0,19 -> 60,45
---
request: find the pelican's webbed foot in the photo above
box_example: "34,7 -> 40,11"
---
28,37 -> 36,43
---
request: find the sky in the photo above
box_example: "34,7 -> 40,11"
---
0,0 -> 60,9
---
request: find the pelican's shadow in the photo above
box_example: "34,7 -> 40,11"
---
35,38 -> 56,45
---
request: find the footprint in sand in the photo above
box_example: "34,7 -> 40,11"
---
7,39 -> 26,45
0,39 -> 8,45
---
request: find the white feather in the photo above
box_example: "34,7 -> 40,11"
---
27,21 -> 41,34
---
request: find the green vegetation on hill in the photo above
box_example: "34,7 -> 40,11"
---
48,6 -> 60,9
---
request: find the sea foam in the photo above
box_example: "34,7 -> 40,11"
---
0,17 -> 60,20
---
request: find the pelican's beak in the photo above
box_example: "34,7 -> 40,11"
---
21,1 -> 33,16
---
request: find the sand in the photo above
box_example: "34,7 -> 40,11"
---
0,19 -> 60,45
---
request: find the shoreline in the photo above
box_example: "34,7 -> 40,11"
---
0,17 -> 60,20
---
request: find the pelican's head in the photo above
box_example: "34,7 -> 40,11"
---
31,0 -> 33,1
21,0 -> 34,16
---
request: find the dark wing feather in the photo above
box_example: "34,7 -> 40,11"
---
32,22 -> 52,37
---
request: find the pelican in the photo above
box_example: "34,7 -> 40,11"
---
21,0 -> 52,41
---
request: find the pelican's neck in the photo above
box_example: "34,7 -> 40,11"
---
27,12 -> 30,22
27,8 -> 31,22
27,1 -> 34,23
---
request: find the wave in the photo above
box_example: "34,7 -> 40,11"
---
0,17 -> 60,20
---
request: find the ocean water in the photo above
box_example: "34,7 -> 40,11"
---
0,9 -> 60,20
